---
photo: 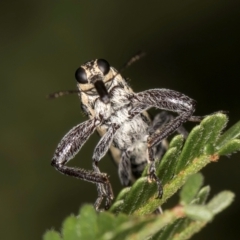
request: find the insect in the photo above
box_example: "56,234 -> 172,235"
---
50,54 -> 219,211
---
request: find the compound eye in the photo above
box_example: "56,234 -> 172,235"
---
75,67 -> 88,84
97,59 -> 110,75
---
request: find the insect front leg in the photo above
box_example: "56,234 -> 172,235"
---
92,123 -> 120,210
130,89 -> 196,198
51,118 -> 112,210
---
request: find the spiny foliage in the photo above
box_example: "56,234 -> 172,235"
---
44,113 -> 240,240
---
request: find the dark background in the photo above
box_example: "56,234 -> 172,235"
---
0,1 -> 239,239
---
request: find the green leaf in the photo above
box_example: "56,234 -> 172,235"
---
171,221 -> 206,240
199,113 -> 228,154
115,187 -> 131,202
62,215 -> 78,240
101,216 -> 155,240
170,191 -> 235,240
154,218 -> 190,240
43,230 -> 62,240
175,113 -> 227,173
216,119 -> 240,149
207,191 -> 235,214
195,185 -> 210,204
184,205 -> 213,221
217,139 -> 240,156
180,173 -> 204,205
109,200 -> 124,214
175,125 -> 204,174
157,147 -> 179,185
97,212 -> 116,238
167,218 -> 192,239
124,208 -> 183,240
120,177 -> 152,214
77,205 -> 98,240
111,220 -> 152,240
110,187 -> 131,213
157,137 -> 183,185
169,134 -> 184,149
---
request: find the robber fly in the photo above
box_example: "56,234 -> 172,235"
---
50,54 -> 215,210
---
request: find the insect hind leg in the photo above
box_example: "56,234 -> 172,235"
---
118,151 -> 132,186
147,112 -> 194,198
150,111 -> 188,138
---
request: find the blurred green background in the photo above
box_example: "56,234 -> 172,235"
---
0,1 -> 239,239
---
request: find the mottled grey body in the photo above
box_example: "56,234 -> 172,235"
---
82,78 -> 166,185
51,59 -> 198,210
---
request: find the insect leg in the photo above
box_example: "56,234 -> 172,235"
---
118,151 -> 132,186
51,118 -> 112,210
131,89 -> 196,198
188,110 -> 228,122
151,111 -> 189,138
92,124 -> 120,210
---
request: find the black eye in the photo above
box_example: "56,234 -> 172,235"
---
97,59 -> 110,75
75,67 -> 88,84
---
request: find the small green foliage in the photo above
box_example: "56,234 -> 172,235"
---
207,191 -> 235,214
43,231 -> 61,240
180,173 -> 204,205
175,125 -> 204,173
114,187 -> 131,202
183,205 -> 213,221
44,114 -> 239,240
195,185 -> 211,204
62,215 -> 79,240
217,139 -> 240,156
216,119 -> 240,148
169,134 -> 185,149
77,206 -> 98,239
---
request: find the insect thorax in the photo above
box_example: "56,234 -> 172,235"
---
78,72 -> 166,182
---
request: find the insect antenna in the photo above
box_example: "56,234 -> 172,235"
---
108,50 -> 146,84
46,89 -> 79,99
119,50 -> 146,72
